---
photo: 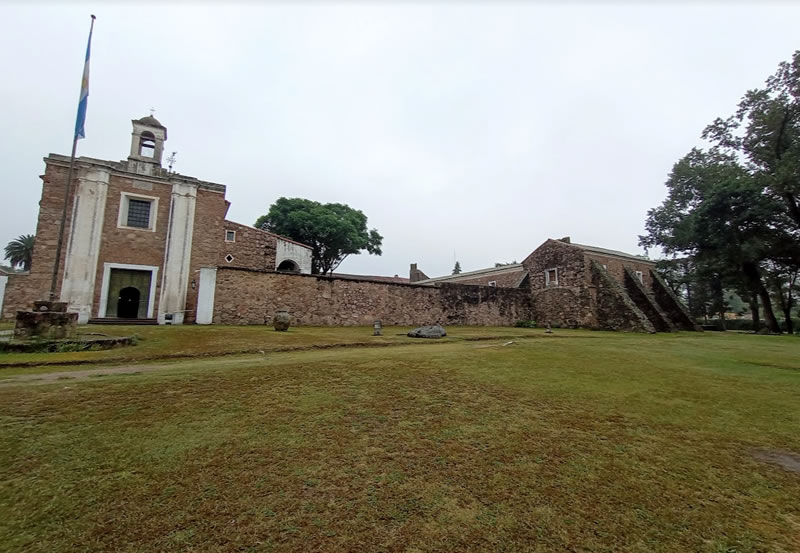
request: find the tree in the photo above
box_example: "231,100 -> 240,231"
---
640,149 -> 790,333
703,51 -> 800,232
452,261 -> 462,275
765,260 -> 798,333
4,234 -> 34,271
254,198 -> 383,275
642,52 -> 800,334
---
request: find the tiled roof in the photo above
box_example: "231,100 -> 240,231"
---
416,263 -> 524,284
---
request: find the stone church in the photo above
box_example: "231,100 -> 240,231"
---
1,115 -> 312,324
2,115 -> 696,332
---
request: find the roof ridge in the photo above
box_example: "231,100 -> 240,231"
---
417,263 -> 524,284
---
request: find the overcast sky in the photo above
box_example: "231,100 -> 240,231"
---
1,2 -> 798,278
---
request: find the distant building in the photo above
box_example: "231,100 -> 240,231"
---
1,115 -> 312,324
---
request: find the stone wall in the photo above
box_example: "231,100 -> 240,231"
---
220,220 -> 278,271
650,270 -> 702,331
531,287 -> 590,328
590,262 -> 655,333
584,252 -> 655,291
623,268 -> 675,332
523,239 -> 592,327
212,268 -> 533,326
1,273 -> 43,320
523,239 -> 586,290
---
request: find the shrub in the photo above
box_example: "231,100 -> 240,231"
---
514,320 -> 536,328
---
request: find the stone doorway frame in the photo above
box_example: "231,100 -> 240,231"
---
98,263 -> 159,319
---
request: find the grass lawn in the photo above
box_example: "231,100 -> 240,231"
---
1,329 -> 800,552
0,324 -> 539,369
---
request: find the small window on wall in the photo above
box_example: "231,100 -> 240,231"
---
635,270 -> 644,284
488,281 -> 497,287
545,268 -> 558,287
225,230 -> 236,242
118,193 -> 158,231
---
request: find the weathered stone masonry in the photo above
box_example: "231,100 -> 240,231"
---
213,268 -> 534,326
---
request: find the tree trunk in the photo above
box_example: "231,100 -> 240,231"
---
742,262 -> 781,333
748,296 -> 760,332
770,277 -> 793,334
783,304 -> 794,335
712,276 -> 726,330
781,277 -> 795,335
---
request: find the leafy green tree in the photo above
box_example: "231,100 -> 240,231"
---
452,261 -> 462,275
3,234 -> 34,271
703,51 -> 800,232
255,198 -> 383,275
643,52 -> 800,334
641,149 -> 789,332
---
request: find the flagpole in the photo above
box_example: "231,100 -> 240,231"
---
49,15 -> 95,301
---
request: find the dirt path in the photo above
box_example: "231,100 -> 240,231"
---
0,355 -> 266,386
1,363 -> 182,384
0,335 -> 562,386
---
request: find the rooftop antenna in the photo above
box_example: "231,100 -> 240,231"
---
166,151 -> 177,172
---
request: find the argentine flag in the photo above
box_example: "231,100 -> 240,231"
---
74,15 -> 95,140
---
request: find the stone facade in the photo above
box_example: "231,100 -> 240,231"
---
523,239 -> 593,328
623,267 -> 675,332
400,238 -> 696,333
650,271 -> 702,331
519,238 -> 695,332
1,115 -> 312,324
219,220 -> 279,272
212,268 -> 533,326
1,273 -> 40,321
590,261 -> 655,333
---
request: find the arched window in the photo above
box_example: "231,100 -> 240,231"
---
139,131 -> 156,158
277,259 -> 300,273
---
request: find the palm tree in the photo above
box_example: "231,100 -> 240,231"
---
4,234 -> 35,271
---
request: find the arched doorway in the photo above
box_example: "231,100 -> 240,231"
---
117,287 -> 141,319
277,259 -> 300,273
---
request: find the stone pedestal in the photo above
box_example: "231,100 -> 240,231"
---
14,301 -> 78,340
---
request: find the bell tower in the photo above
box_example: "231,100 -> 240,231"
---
127,115 -> 167,176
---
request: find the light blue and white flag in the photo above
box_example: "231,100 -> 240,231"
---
74,15 -> 96,140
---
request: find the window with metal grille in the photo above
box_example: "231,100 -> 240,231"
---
127,199 -> 152,228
